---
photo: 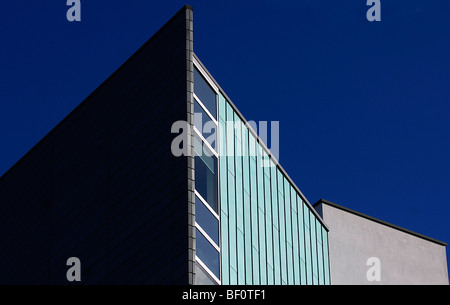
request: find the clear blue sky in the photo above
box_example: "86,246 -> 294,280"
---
1,1 -> 449,268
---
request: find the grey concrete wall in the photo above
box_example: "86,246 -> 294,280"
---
315,201 -> 448,285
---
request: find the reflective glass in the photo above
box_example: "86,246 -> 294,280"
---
194,134 -> 218,213
195,261 -> 217,285
310,210 -> 318,284
194,68 -> 217,119
196,195 -> 219,245
196,228 -> 220,278
194,98 -> 217,150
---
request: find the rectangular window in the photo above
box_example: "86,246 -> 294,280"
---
194,98 -> 217,151
194,134 -> 218,213
195,261 -> 218,285
196,228 -> 220,279
194,68 -> 217,119
195,195 -> 219,245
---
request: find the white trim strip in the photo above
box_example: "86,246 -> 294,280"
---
193,93 -> 218,125
193,127 -> 219,158
196,222 -> 220,252
193,58 -> 219,94
196,256 -> 221,285
195,190 -> 220,220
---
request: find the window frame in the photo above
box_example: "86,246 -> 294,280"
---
193,58 -> 222,285
196,256 -> 221,285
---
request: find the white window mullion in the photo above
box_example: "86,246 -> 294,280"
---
195,190 -> 220,220
193,58 -> 219,94
193,92 -> 218,125
193,126 -> 219,158
196,222 -> 220,252
196,256 -> 221,285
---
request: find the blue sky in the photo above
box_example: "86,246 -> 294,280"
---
1,1 -> 449,270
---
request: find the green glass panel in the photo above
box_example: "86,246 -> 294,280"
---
270,164 -> 281,285
304,203 -> 312,285
241,122 -> 252,285
243,190 -> 252,284
310,210 -> 318,285
273,228 -> 281,285
225,104 -> 234,174
283,179 -> 294,285
249,141 -> 259,285
291,195 -> 300,285
227,170 -> 237,273
221,211 -> 229,284
218,93 -> 227,121
297,195 -> 306,284
230,266 -> 238,285
256,145 -> 266,284
233,115 -> 245,284
237,229 -> 245,285
317,219 -> 324,285
277,171 -> 287,284
252,246 -> 260,285
264,160 -> 274,284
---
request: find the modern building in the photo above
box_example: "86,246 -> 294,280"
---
0,5 -> 447,285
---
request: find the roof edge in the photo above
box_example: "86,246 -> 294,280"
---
314,199 -> 447,247
0,5 -> 193,183
192,52 -> 329,232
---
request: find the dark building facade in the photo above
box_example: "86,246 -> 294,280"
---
0,6 -> 195,284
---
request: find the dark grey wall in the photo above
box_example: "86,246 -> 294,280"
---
0,5 -> 193,285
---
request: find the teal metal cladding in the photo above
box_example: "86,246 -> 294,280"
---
218,93 -> 330,285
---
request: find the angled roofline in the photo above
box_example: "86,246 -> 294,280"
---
314,198 -> 447,247
0,5 -> 193,183
193,52 -> 329,231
